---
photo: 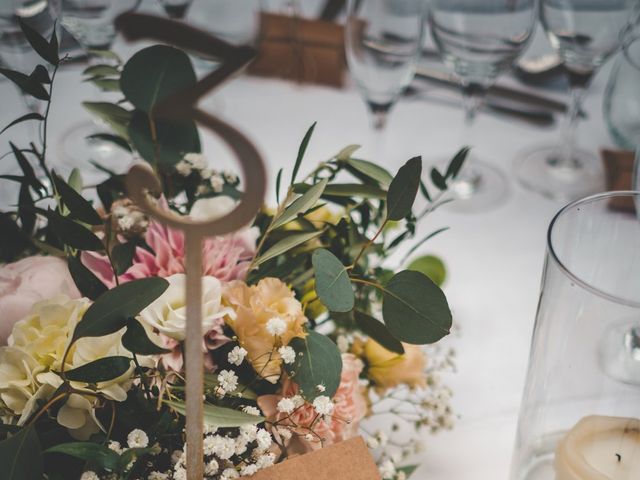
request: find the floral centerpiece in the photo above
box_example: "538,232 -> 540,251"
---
0,20 -> 466,480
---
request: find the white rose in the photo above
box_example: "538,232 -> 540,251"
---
189,196 -> 237,221
139,274 -> 234,341
0,346 -> 40,416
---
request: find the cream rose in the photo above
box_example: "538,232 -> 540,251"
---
353,338 -> 427,393
189,196 -> 237,221
0,256 -> 80,345
139,273 -> 233,341
224,278 -> 307,383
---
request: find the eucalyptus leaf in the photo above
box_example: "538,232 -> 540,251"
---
82,102 -> 131,138
111,241 -> 136,275
290,121 -> 316,186
165,400 -> 265,427
88,78 -> 121,92
275,167 -> 283,204
67,255 -> 108,300
285,331 -> 342,400
122,319 -> 170,355
120,45 -> 196,113
312,248 -> 354,312
48,211 -> 105,251
45,442 -> 120,471
294,183 -> 386,199
29,65 -> 50,84
254,230 -> 321,266
271,178 -> 328,230
18,183 -> 35,234
129,110 -> 200,168
65,356 -> 132,383
382,270 -> 451,344
52,171 -> 101,225
72,277 -> 169,342
430,168 -> 447,191
83,64 -> 120,77
353,310 -> 404,354
86,133 -> 131,152
11,142 -> 43,192
87,49 -> 121,63
386,156 -> 422,221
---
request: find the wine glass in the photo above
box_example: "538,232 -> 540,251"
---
428,0 -> 536,212
603,28 -> 640,151
156,0 -> 194,19
345,0 -> 426,130
514,0 -> 639,201
56,0 -> 140,178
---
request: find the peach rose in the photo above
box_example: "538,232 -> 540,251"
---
223,278 -> 307,383
353,338 -> 427,393
0,256 -> 80,345
257,353 -> 367,453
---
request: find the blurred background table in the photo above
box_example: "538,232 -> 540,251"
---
0,10 -> 618,479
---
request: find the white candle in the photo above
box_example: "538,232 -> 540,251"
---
555,415 -> 640,479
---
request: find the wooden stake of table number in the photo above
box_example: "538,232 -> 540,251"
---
116,13 -> 266,479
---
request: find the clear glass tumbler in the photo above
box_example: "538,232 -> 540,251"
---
510,191 -> 640,480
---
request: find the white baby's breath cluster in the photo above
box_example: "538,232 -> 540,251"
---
111,200 -> 149,237
175,152 -> 239,195
165,423 -> 274,480
364,344 -> 458,480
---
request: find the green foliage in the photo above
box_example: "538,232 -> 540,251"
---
52,172 -> 101,225
291,122 -> 316,185
122,319 -> 170,355
111,241 -> 137,275
382,270 -> 452,344
285,331 -> 343,400
312,248 -> 354,312
354,310 -> 404,354
386,156 -> 422,221
48,210 -> 105,251
67,255 -> 108,300
165,400 -> 265,427
72,278 -> 169,342
45,442 -> 120,471
407,254 -> 447,287
120,45 -> 197,113
254,230 -> 322,266
0,426 -> 43,480
64,356 -> 132,383
271,178 -> 328,230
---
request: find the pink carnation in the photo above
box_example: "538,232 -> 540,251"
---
83,220 -> 258,287
258,353 -> 368,453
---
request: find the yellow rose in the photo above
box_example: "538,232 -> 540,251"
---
224,278 -> 307,383
353,338 -> 427,393
3,295 -> 139,439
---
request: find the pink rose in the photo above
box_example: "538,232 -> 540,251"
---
0,256 -> 80,345
258,353 -> 368,453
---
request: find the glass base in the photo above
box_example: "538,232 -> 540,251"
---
57,121 -> 133,181
514,144 -> 604,201
438,158 -> 509,213
600,320 -> 640,385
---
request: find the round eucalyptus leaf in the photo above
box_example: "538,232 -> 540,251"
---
382,270 -> 451,344
312,248 -> 354,312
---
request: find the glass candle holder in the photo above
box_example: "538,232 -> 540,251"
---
510,191 -> 640,480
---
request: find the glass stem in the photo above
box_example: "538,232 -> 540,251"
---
454,82 -> 485,196
368,101 -> 391,131
558,86 -> 586,169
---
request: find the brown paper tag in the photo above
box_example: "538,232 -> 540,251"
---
601,148 -> 636,213
240,437 -> 381,480
247,13 -> 346,88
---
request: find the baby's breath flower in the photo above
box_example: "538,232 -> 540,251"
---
396,472 -> 407,480
312,395 -> 334,416
367,436 -> 380,449
200,168 -> 213,179
277,397 -> 296,414
171,450 -> 183,466
221,467 -> 240,479
255,428 -> 272,451
241,464 -> 259,476
205,459 -> 219,476
277,426 -> 293,440
127,429 -> 149,448
316,384 -> 326,393
218,369 -> 239,393
278,345 -> 296,364
379,459 -> 396,479
210,174 -> 224,192
292,394 -> 305,408
255,452 -> 276,469
204,424 -> 219,435
223,171 -> 238,183
108,440 -> 123,454
228,346 -> 248,366
266,317 -> 287,336
175,160 -> 192,176
242,405 -> 261,416
240,424 -> 258,442
80,472 -> 100,480
184,152 -> 206,170
148,472 -> 169,480
336,335 -> 350,353
304,433 -> 314,441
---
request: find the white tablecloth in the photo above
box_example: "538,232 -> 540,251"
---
0,27 -> 617,480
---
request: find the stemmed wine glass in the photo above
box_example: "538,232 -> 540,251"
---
514,0 -> 640,201
156,0 -> 194,19
428,0 -> 537,212
57,0 -> 140,176
345,0 -> 426,130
